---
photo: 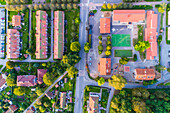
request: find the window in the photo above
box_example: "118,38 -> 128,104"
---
138,76 -> 140,78
148,76 -> 150,78
151,76 -> 153,78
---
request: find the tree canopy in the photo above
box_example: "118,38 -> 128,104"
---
6,73 -> 17,86
67,66 -> 78,78
6,61 -> 15,69
43,72 -> 54,86
84,42 -> 90,53
70,41 -> 81,52
108,74 -> 127,90
14,87 -> 28,96
119,57 -> 129,65
134,41 -> 150,52
98,77 -> 105,86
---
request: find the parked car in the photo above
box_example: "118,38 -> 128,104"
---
168,51 -> 170,57
168,62 -> 170,67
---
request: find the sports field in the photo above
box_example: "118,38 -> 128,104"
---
115,50 -> 132,57
112,34 -> 131,47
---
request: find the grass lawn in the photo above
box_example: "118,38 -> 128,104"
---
8,11 -> 18,21
46,0 -> 51,3
161,13 -> 163,28
112,34 -> 131,47
164,82 -> 170,86
19,9 -> 29,56
101,89 -> 109,108
115,50 -> 132,57
0,0 -> 6,5
0,65 -> 3,69
65,9 -> 79,52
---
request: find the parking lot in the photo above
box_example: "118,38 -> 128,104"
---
0,8 -> 5,58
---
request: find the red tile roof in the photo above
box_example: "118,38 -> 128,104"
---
6,104 -> 18,113
54,11 -> 64,59
7,29 -> 20,59
145,11 -> 158,60
100,18 -> 110,34
124,66 -> 130,72
12,15 -> 21,27
35,10 -> 48,59
37,69 -> 47,84
17,75 -> 37,87
0,75 -> 6,88
113,10 -> 145,23
60,92 -> 66,108
135,68 -> 155,80
89,95 -> 99,113
98,58 -> 111,75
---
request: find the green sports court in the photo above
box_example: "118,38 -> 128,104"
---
114,50 -> 132,57
112,34 -> 131,47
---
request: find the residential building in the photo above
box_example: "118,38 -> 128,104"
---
134,68 -> 155,80
26,107 -> 35,113
54,11 -> 64,59
168,11 -> 170,25
0,8 -> 5,58
17,75 -> 37,87
145,11 -> 158,60
98,58 -> 111,75
88,94 -> 99,113
100,18 -> 110,34
37,69 -> 47,84
112,10 -> 145,24
0,74 -> 7,92
6,104 -> 18,113
60,92 -> 66,108
168,27 -> 170,40
7,29 -> 20,59
45,91 -> 55,100
35,10 -> 48,59
12,15 -> 21,27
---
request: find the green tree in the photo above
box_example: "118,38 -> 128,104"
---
67,66 -> 78,78
43,4 -> 50,10
43,72 -> 54,86
44,101 -> 50,108
98,35 -> 102,40
132,88 -> 150,99
34,4 -> 39,10
158,3 -> 167,13
50,4 -> 56,10
70,41 -> 81,52
102,3 -> 107,9
107,3 -> 112,9
61,4 -> 66,9
108,74 -> 127,90
113,3 -> 117,9
84,42 -> 90,53
6,73 -> 17,86
135,41 -> 150,52
106,45 -> 112,50
19,104 -> 26,111
39,106 -> 46,113
35,87 -> 44,96
66,104 -> 73,112
132,100 -> 146,113
73,3 -> 78,9
98,77 -> 105,86
106,40 -> 111,45
39,4 -> 44,9
42,63 -> 46,67
67,3 -> 72,10
75,17 -> 80,24
6,61 -> 15,69
105,50 -> 111,56
14,87 -> 28,96
119,57 -> 129,65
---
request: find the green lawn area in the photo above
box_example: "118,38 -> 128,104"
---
46,0 -> 51,3
164,82 -> 170,86
101,89 -> 109,109
161,13 -> 163,28
145,0 -> 162,1
115,50 -> 132,57
0,0 -> 6,5
8,11 -> 18,21
65,9 -> 79,52
112,34 -> 131,47
0,65 -> 3,69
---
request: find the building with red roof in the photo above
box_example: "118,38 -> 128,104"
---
12,15 -> 21,27
98,58 -> 111,75
17,75 -> 37,87
54,11 -> 64,59
35,10 -> 48,59
0,74 -> 7,92
100,18 -> 110,34
37,69 -> 47,84
145,11 -> 158,60
135,68 -> 155,80
113,10 -> 145,24
6,104 -> 18,113
7,29 -> 20,59
88,94 -> 99,113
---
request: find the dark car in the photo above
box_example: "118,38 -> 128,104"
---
168,62 -> 170,67
168,51 -> 170,57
